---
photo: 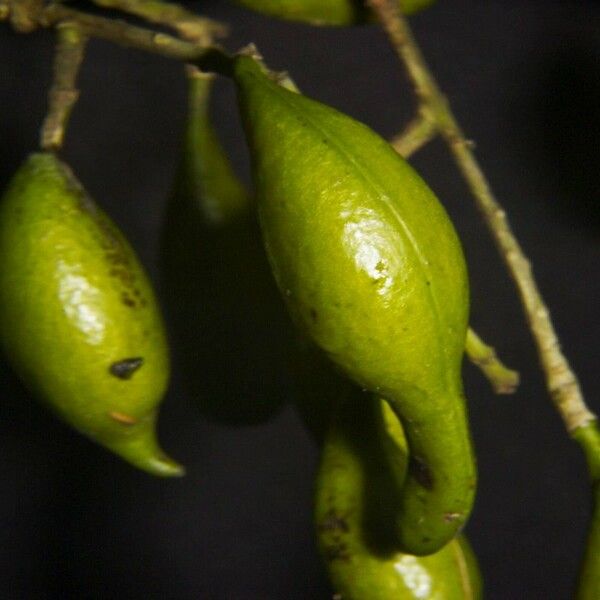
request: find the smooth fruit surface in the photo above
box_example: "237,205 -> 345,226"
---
229,0 -> 435,26
234,55 -> 475,554
0,153 -> 182,476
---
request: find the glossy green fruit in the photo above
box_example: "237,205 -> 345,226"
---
161,70 -> 293,424
0,153 -> 183,477
234,55 -> 475,554
228,0 -> 435,26
316,393 -> 482,599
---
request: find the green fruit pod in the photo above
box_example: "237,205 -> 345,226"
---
234,55 -> 475,555
228,0 -> 435,26
316,395 -> 482,599
0,153 -> 183,477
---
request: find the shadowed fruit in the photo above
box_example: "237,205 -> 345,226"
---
160,71 -> 293,425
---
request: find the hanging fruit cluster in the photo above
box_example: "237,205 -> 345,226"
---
0,1 -> 490,598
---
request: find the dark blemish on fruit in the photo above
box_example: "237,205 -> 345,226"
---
409,455 -> 434,490
121,293 -> 136,308
318,510 -> 349,533
324,542 -> 350,563
109,357 -> 144,380
310,308 -> 318,322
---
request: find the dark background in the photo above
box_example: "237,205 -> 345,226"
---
1,0 -> 599,598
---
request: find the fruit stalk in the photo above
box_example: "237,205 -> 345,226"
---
40,21 -> 87,151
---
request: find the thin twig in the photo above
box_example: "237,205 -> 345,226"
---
465,328 -> 520,395
90,0 -> 228,43
390,108 -> 437,157
40,21 -> 87,151
0,2 -> 10,22
39,4 -> 209,61
7,0 -> 43,32
7,2 -> 225,64
367,0 -> 595,434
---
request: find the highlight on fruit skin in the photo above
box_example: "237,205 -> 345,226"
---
228,0 -> 435,26
233,54 -> 475,555
315,394 -> 482,600
0,152 -> 183,477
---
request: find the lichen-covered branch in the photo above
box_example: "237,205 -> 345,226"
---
40,22 -> 88,151
367,0 -> 595,435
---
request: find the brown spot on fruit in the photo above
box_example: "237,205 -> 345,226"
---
109,411 -> 137,425
318,510 -> 350,533
324,542 -> 350,563
121,293 -> 136,308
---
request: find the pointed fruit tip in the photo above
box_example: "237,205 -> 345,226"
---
143,452 -> 186,478
103,426 -> 186,478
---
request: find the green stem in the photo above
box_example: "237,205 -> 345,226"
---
574,421 -> 600,483
574,422 -> 600,599
40,21 -> 88,151
465,328 -> 520,395
390,108 -> 437,157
